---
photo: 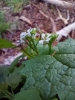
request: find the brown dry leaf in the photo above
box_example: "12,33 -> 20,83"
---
19,16 -> 32,26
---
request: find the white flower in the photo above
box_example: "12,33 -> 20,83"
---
41,33 -> 51,40
20,32 -> 31,43
45,38 -> 50,43
41,33 -> 45,39
39,33 -> 51,44
27,28 -> 32,34
46,33 -> 51,39
20,28 -> 36,43
39,40 -> 44,44
27,28 -> 36,35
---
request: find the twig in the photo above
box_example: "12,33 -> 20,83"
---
19,16 -> 32,26
56,22 -> 75,41
32,3 -> 57,32
42,0 -> 75,10
56,8 -> 70,25
39,10 -> 57,32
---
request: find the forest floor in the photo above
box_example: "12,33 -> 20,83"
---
0,0 -> 75,65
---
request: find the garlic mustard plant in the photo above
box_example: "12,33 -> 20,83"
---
20,28 -> 58,58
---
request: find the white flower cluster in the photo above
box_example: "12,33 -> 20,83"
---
20,28 -> 36,43
39,33 -> 51,44
20,28 -> 51,45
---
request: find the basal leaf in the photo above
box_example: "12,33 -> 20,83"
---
20,38 -> 75,100
0,93 -> 5,99
54,38 -> 75,68
9,54 -> 24,73
51,98 -> 58,100
6,68 -> 22,89
13,87 -> 42,100
0,67 -> 8,93
37,43 -> 49,55
0,39 -> 15,49
0,68 -> 6,83
0,82 -> 8,93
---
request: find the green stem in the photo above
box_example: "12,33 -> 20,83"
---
48,39 -> 53,55
11,88 -> 14,96
30,37 -> 38,54
26,41 -> 34,50
23,38 -> 35,51
48,44 -> 51,55
20,44 -> 33,58
5,91 -> 14,100
5,94 -> 13,100
26,40 -> 38,54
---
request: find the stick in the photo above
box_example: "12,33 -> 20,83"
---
42,0 -> 74,9
56,22 -> 75,41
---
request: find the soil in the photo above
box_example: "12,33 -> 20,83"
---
0,0 -> 75,65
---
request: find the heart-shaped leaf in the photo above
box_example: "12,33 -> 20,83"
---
20,38 -> 75,100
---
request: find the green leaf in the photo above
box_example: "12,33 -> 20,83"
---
9,54 -> 24,73
51,98 -> 58,100
37,43 -> 49,55
0,39 -> 15,49
0,68 -> 6,83
6,68 -> 22,89
54,38 -> 75,68
0,82 -> 8,93
20,38 -> 75,100
13,87 -> 42,100
0,93 -> 5,99
0,67 -> 8,93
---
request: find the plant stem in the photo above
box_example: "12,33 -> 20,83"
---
30,37 -> 38,54
5,91 -> 14,100
11,88 -> 14,96
26,39 -> 38,54
20,44 -> 33,58
48,44 -> 51,55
